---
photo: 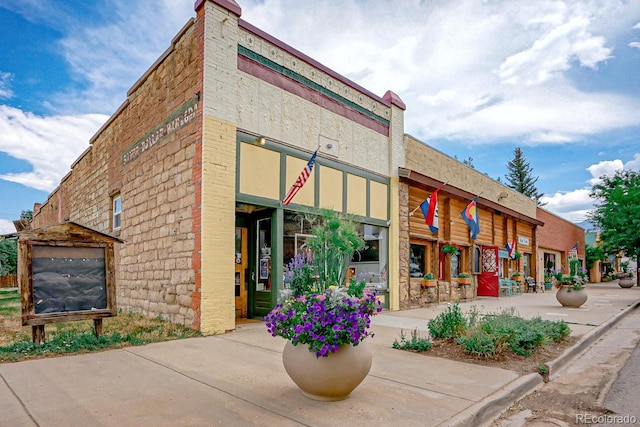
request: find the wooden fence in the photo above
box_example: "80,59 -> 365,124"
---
0,275 -> 17,288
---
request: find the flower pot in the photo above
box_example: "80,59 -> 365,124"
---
619,278 -> 635,288
544,282 -> 553,291
421,279 -> 437,288
458,278 -> 471,285
555,285 -> 587,308
282,340 -> 372,401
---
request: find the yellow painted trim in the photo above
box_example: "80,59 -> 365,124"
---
370,180 -> 388,220
239,143 -> 280,200
319,165 -> 343,211
346,174 -> 367,216
201,115 -> 236,334
388,177 -> 400,311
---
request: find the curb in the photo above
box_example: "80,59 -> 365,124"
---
443,300 -> 640,427
546,300 -> 640,377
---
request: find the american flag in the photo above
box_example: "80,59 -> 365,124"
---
282,148 -> 318,206
568,242 -> 578,260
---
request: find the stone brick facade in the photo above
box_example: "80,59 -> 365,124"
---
34,20 -> 202,328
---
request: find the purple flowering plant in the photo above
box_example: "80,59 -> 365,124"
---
265,284 -> 382,357
265,209 -> 382,357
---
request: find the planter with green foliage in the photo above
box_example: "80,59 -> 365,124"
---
457,273 -> 471,285
421,273 -> 437,288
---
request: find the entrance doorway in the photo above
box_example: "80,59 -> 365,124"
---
478,246 -> 499,297
235,227 -> 248,318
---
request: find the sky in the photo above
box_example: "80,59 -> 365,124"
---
1,0 -> 640,235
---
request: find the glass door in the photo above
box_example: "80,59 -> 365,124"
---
253,217 -> 273,316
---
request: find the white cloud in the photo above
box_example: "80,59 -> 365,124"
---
630,41 -> 640,49
0,72 -> 13,99
242,1 -> 640,144
51,0 -> 195,114
0,106 -> 107,192
625,153 -> 640,170
541,155 -> 637,222
586,159 -> 625,185
541,188 -> 593,222
0,219 -> 15,235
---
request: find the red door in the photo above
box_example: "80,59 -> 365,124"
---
478,246 -> 499,297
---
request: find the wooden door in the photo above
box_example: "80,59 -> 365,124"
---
235,227 -> 248,318
478,246 -> 499,297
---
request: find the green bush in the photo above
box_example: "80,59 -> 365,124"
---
461,313 -> 570,359
394,304 -> 571,360
392,329 -> 432,352
455,330 -> 506,359
427,303 -> 468,340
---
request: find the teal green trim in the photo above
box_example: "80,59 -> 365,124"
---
238,45 -> 390,127
314,160 -> 320,208
280,151 -> 287,203
272,209 -> 284,308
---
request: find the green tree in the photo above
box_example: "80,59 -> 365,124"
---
504,147 -> 544,205
585,244 -> 605,271
20,210 -> 33,221
0,238 -> 18,276
588,170 -> 640,272
454,155 -> 475,169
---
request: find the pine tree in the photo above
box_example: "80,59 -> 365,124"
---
504,147 -> 544,205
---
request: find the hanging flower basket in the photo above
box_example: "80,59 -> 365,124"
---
441,243 -> 459,255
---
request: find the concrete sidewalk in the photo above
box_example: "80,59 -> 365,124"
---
1,283 -> 638,427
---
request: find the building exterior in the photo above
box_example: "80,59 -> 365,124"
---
32,0 -> 405,334
536,208 -> 586,282
398,137 -> 541,307
31,0 -> 579,335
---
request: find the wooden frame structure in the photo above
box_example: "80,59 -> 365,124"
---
18,222 -> 123,343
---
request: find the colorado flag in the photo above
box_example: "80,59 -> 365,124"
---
461,197 -> 480,240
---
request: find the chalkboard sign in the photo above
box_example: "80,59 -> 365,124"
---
32,246 -> 107,314
19,222 -> 121,337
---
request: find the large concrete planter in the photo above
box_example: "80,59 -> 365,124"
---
619,278 -> 635,288
556,285 -> 587,308
282,340 -> 372,401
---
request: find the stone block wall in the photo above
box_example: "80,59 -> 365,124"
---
33,20 -> 202,328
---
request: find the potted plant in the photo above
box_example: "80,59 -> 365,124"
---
543,273 -> 553,291
441,242 -> 459,255
514,251 -> 522,260
264,209 -> 382,401
421,273 -> 437,288
457,272 -> 471,285
618,272 -> 635,288
555,275 -> 587,308
511,271 -> 522,282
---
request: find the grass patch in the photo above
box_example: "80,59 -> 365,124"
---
0,288 -> 201,363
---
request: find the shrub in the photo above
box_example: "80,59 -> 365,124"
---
392,329 -> 432,352
427,303 -> 468,340
455,330 -> 506,359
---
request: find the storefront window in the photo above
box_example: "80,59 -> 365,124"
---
282,212 -> 388,291
410,244 -> 425,278
473,246 -> 481,273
